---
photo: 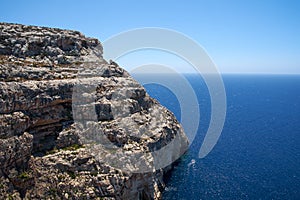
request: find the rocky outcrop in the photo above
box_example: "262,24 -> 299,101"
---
0,23 -> 102,64
0,23 -> 188,199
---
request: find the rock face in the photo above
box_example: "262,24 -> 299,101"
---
0,23 -> 189,199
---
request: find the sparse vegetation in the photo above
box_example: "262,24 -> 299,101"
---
46,147 -> 58,155
7,194 -> 13,200
46,144 -> 83,155
18,171 -> 30,179
62,144 -> 83,151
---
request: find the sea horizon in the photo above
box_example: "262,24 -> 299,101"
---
136,73 -> 300,199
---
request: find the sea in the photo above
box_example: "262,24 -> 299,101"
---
133,74 -> 300,200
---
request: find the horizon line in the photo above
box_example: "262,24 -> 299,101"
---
131,72 -> 300,75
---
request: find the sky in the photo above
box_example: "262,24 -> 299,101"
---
0,0 -> 299,74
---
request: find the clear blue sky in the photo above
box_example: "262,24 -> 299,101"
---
1,0 -> 299,74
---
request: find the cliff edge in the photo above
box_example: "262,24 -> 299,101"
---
0,23 -> 188,199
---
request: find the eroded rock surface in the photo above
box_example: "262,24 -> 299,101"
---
0,22 -> 188,199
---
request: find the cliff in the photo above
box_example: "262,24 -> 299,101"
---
0,23 -> 188,199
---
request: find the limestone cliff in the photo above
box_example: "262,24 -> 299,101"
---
0,23 -> 188,199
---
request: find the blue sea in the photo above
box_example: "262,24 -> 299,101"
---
134,74 -> 300,200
